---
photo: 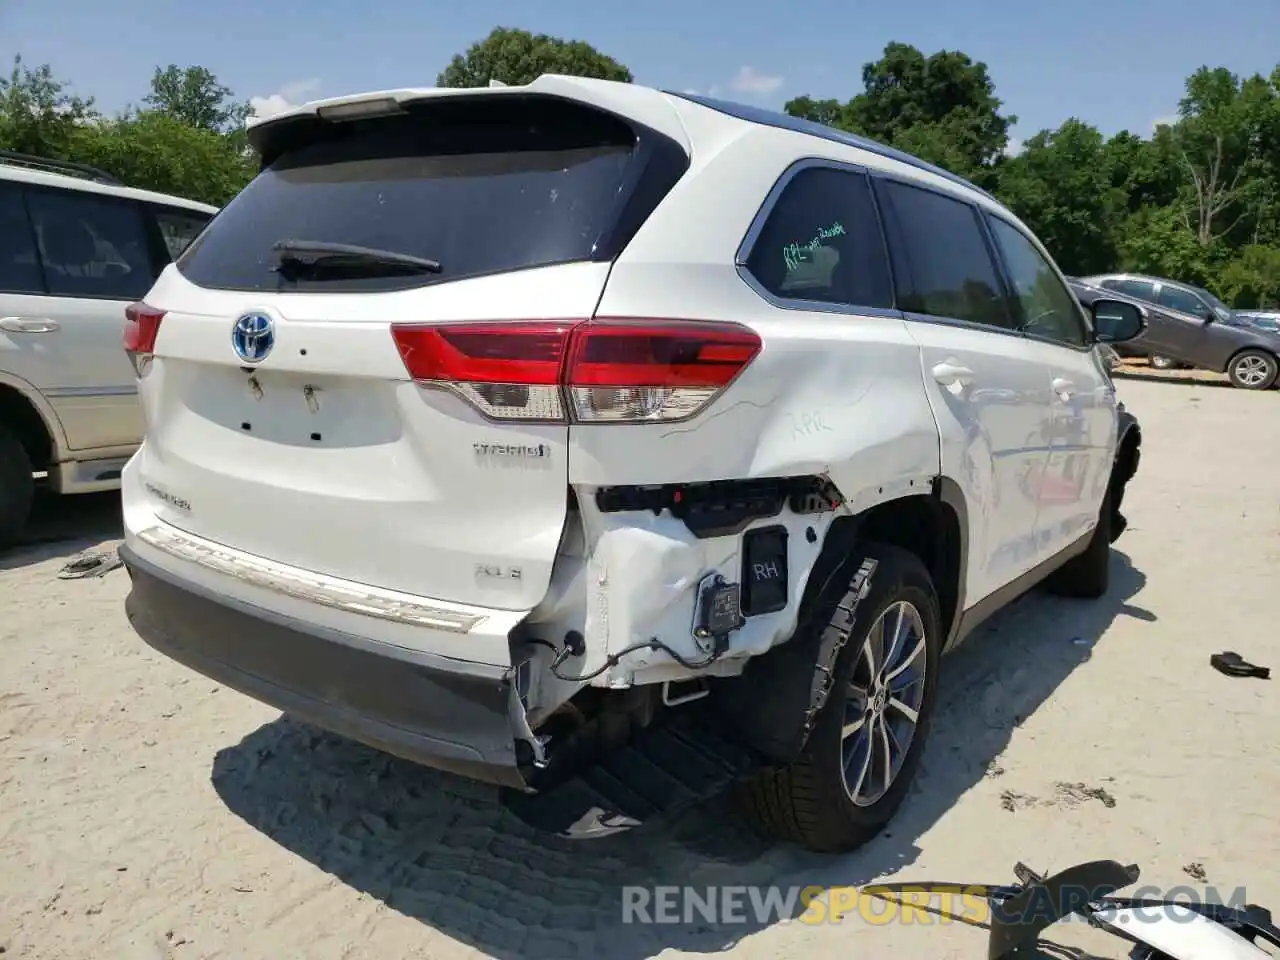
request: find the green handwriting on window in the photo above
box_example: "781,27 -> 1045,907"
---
783,222 -> 846,271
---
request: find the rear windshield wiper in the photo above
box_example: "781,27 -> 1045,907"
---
271,239 -> 442,278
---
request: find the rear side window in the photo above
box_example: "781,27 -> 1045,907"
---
0,182 -> 44,294
25,188 -> 155,301
874,178 -> 1011,329
1105,278 -> 1155,301
151,206 -> 212,260
743,166 -> 892,310
180,97 -> 681,292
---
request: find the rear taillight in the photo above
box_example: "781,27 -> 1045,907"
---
124,302 -> 165,377
390,322 -> 575,421
566,319 -> 761,423
389,318 -> 761,424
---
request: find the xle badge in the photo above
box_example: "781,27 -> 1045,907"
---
475,564 -> 522,582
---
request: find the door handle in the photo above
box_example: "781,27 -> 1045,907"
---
0,316 -> 59,333
1052,377 -> 1076,400
932,361 -> 976,387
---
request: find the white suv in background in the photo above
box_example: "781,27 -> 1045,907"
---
117,76 -> 1145,853
0,151 -> 216,546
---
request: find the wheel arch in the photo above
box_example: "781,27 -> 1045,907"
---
1222,344 -> 1279,379
1116,411 -> 1141,472
0,372 -> 66,470
805,479 -> 967,647
707,476 -> 969,762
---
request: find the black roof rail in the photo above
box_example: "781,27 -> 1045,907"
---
0,149 -> 124,187
665,91 -> 1001,204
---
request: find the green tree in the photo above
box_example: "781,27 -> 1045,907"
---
784,43 -> 1015,180
1168,67 -> 1275,248
1216,244 -> 1280,307
437,27 -> 632,88
144,64 -> 250,134
1102,130 -> 1180,215
1113,200 -> 1216,283
781,96 -> 847,128
996,119 -> 1122,274
72,110 -> 254,206
0,55 -> 97,158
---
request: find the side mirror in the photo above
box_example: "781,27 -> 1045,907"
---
1092,299 -> 1146,343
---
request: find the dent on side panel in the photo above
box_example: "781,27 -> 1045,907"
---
567,313 -> 939,491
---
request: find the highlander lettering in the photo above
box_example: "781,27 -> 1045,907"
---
144,483 -> 191,512
473,442 -> 550,459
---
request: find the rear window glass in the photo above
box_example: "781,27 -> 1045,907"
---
178,98 -> 646,292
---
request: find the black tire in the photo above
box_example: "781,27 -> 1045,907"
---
738,542 -> 942,853
1043,484 -> 1112,599
0,422 -> 35,549
1226,349 -> 1279,390
1149,355 -> 1177,370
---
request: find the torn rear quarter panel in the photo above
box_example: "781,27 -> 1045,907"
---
558,303 -> 941,689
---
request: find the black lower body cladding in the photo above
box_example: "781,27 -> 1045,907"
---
118,545 -> 527,789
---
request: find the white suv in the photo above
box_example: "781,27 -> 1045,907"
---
117,76 -> 1145,853
0,151 -> 217,545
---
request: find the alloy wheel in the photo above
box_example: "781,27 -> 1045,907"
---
1233,354 -> 1274,388
841,600 -> 929,806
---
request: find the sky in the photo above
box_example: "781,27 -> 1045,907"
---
3,0 -> 1279,153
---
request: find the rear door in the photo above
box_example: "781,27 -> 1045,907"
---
5,183 -> 161,452
983,213 -> 1115,566
1103,277 -> 1181,356
871,175 -> 1050,601
135,94 -> 687,611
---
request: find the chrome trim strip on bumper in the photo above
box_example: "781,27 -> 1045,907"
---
134,524 -> 486,633
43,385 -> 139,398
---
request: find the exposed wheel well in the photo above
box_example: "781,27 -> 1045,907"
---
851,494 -> 963,641
803,491 -> 963,644
0,384 -> 53,471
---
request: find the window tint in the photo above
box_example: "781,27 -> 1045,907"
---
743,167 -> 892,309
1156,284 -> 1211,318
874,179 -> 1010,328
1105,278 -> 1156,301
0,183 -> 44,294
179,98 -> 668,292
152,206 -> 212,260
986,216 -> 1088,347
25,189 -> 155,300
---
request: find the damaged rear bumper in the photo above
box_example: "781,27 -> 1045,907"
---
119,545 -> 528,789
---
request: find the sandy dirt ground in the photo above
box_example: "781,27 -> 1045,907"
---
2,377 -> 1278,960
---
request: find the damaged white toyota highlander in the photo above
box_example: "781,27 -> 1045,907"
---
117,75 -> 1145,853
